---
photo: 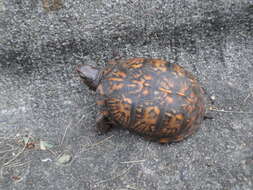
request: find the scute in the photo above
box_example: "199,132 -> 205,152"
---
97,58 -> 206,143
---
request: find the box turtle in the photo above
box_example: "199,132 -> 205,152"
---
77,58 -> 207,143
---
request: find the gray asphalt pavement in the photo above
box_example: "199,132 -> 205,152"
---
0,0 -> 252,190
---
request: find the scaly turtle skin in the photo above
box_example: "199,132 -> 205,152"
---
77,58 -> 206,143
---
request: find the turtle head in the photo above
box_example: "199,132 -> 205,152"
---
76,65 -> 102,91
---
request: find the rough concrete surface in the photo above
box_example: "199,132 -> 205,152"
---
0,0 -> 253,189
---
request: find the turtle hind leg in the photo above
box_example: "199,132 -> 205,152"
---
96,111 -> 113,135
203,112 -> 214,120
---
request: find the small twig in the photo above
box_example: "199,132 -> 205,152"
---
4,160 -> 31,169
243,93 -> 251,103
81,135 -> 114,151
125,185 -> 140,190
82,103 -> 96,110
0,148 -> 19,154
2,135 -> 30,167
47,148 -> 57,157
0,152 -> 8,162
77,113 -> 87,125
60,112 -> 88,146
96,165 -> 133,185
120,160 -> 146,164
0,136 -> 17,140
209,107 -> 253,114
0,143 -> 15,148
60,121 -> 72,146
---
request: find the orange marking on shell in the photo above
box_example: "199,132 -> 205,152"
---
166,96 -> 174,104
108,77 -> 124,81
177,82 -> 189,96
144,106 -> 160,125
128,58 -> 145,65
143,83 -> 150,87
123,97 -> 132,104
131,64 -> 143,69
150,59 -> 167,72
142,89 -> 149,95
143,75 -> 153,80
132,80 -> 145,91
173,64 -> 185,76
176,114 -> 184,120
124,58 -> 145,69
133,106 -> 160,133
127,80 -> 146,94
168,116 -> 177,126
162,113 -> 182,134
146,106 -> 160,118
132,80 -> 144,85
109,83 -> 124,93
177,92 -> 186,97
159,87 -> 172,94
127,84 -> 137,88
107,98 -> 131,126
113,71 -> 127,78
117,71 -> 127,78
132,71 -> 142,79
160,78 -> 174,89
107,98 -> 117,103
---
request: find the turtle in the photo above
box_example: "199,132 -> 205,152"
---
77,58 -> 207,143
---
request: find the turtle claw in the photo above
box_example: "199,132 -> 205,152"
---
96,112 -> 113,135
203,113 -> 214,120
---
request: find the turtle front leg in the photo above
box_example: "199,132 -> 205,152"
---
203,113 -> 214,120
96,111 -> 113,135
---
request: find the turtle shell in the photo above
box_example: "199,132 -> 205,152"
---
96,58 -> 206,143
